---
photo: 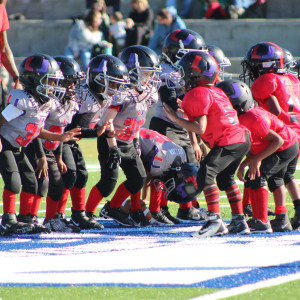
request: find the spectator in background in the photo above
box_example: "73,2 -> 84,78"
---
148,8 -> 186,56
105,0 -> 121,15
166,0 -> 194,19
228,0 -> 267,19
64,9 -> 113,71
204,0 -> 228,19
0,1 -> 22,112
108,11 -> 127,56
125,0 -> 154,47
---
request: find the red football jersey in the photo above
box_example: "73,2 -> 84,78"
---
239,107 -> 297,155
251,72 -> 300,136
182,86 -> 247,148
0,5 -> 9,68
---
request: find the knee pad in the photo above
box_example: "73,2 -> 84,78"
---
216,175 -> 236,191
249,177 -> 267,190
4,171 -> 22,194
97,178 -> 117,198
75,169 -> 88,189
268,177 -> 284,193
62,169 -> 77,190
124,175 -> 146,194
37,177 -> 49,198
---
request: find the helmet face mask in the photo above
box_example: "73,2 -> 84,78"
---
54,56 -> 87,104
87,54 -> 129,103
154,160 -> 199,204
20,53 -> 66,103
120,45 -> 162,92
282,48 -> 298,76
207,45 -> 232,80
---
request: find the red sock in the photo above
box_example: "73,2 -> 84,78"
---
19,191 -> 35,215
70,186 -> 86,211
31,194 -> 42,216
252,187 -> 269,223
86,185 -> 103,213
242,187 -> 251,206
45,196 -> 59,220
110,182 -> 130,208
149,183 -> 161,212
130,191 -> 141,213
3,189 -> 16,213
275,205 -> 287,214
226,184 -> 243,214
179,201 -> 192,209
58,188 -> 69,214
204,185 -> 220,213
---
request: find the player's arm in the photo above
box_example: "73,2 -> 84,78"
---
103,107 -> 118,147
163,103 -> 207,135
266,95 -> 281,116
38,127 -> 81,142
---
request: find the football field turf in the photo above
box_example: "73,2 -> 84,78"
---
0,139 -> 300,300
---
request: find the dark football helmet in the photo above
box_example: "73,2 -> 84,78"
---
240,42 -> 286,82
207,45 -> 231,80
86,54 -> 129,103
177,51 -> 219,91
19,53 -> 66,103
120,45 -> 161,91
154,157 -> 200,204
162,29 -> 206,64
216,79 -> 254,114
54,56 -> 86,103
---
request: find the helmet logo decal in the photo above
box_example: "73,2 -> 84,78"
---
126,53 -> 136,68
24,57 -> 34,71
36,59 -> 50,73
93,60 -> 106,72
191,55 -> 203,73
252,45 -> 275,59
231,83 -> 242,98
176,182 -> 188,198
170,30 -> 194,46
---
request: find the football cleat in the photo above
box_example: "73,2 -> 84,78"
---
191,211 -> 228,238
44,215 -> 80,233
291,206 -> 300,230
247,218 -> 273,233
100,201 -> 133,226
71,209 -> 104,230
129,209 -> 151,227
177,206 -> 205,221
270,213 -> 292,232
160,206 -> 181,224
17,213 -> 51,234
86,211 -> 99,222
227,213 -> 250,234
151,210 -> 174,225
268,207 -> 275,216
1,213 -> 34,236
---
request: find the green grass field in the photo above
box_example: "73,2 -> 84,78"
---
1,138 -> 300,300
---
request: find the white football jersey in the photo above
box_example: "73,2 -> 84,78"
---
76,89 -> 110,129
0,89 -> 58,148
105,86 -> 158,144
42,99 -> 80,151
139,128 -> 186,177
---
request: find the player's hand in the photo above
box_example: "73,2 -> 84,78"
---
36,156 -> 48,179
133,138 -> 141,157
97,121 -> 111,136
56,155 -> 67,174
237,165 -> 245,182
61,127 -> 81,142
107,146 -> 121,169
249,159 -> 261,180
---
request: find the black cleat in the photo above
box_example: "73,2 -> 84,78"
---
247,218 -> 272,233
177,206 -> 205,221
160,206 -> 181,224
100,201 -> 133,226
270,213 -> 292,232
71,209 -> 104,230
243,204 -> 253,217
44,214 -> 81,233
291,206 -> 300,230
129,209 -> 151,227
227,214 -> 250,234
151,210 -> 174,225
1,213 -> 34,236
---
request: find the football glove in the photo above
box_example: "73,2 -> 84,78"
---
107,146 -> 121,169
133,138 -> 141,157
